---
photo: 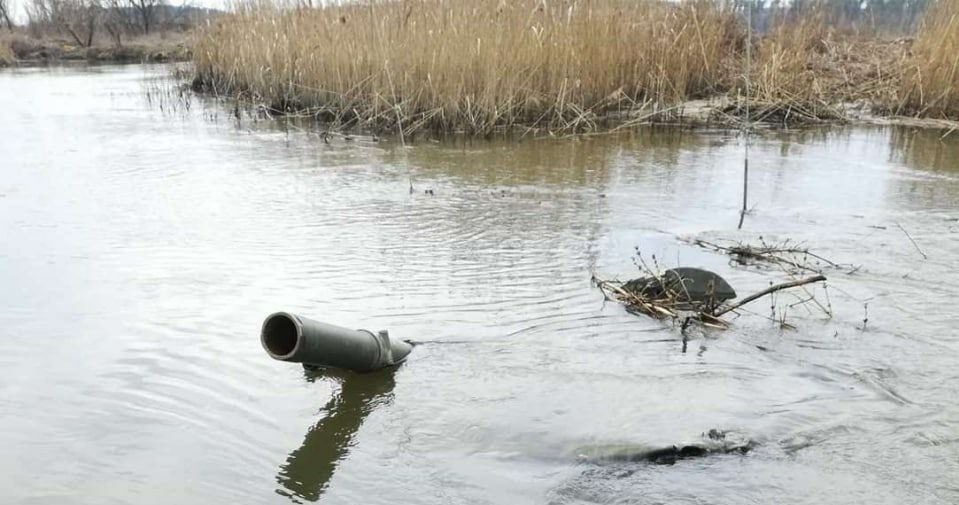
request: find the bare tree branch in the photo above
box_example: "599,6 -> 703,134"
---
128,0 -> 162,34
0,0 -> 15,30
26,0 -> 102,47
713,275 -> 827,317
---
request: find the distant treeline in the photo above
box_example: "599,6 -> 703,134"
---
732,0 -> 931,33
0,0 -> 220,48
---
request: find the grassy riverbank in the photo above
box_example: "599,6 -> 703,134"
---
191,0 -> 958,134
0,30 -> 192,66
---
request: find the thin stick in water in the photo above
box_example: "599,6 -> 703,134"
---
738,0 -> 752,230
894,222 -> 927,259
713,275 -> 827,317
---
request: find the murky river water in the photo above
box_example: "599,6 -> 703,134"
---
2,65 -> 958,504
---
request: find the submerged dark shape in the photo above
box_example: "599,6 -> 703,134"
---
578,429 -> 755,466
623,267 -> 736,305
604,440 -> 753,465
261,312 -> 412,372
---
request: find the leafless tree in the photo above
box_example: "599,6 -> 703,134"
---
169,0 -> 194,29
102,0 -> 130,46
128,0 -> 161,34
27,0 -> 102,47
62,0 -> 102,47
24,0 -> 198,46
0,0 -> 15,30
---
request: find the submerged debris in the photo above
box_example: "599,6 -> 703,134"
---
624,267 -> 737,308
690,237 -> 857,275
594,246 -> 830,328
577,429 -> 755,466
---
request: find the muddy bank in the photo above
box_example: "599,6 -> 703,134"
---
637,96 -> 959,133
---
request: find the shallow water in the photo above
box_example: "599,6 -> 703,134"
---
1,64 -> 958,505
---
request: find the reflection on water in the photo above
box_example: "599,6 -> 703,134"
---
277,369 -> 397,503
890,127 -> 959,173
1,65 -> 959,505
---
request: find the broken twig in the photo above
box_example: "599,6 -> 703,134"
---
713,275 -> 827,317
894,222 -> 927,260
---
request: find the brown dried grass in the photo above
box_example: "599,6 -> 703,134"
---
719,8 -> 910,124
0,34 -> 15,66
193,0 -> 741,134
192,0 -> 959,132
899,0 -> 959,118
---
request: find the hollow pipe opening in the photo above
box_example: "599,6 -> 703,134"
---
262,312 -> 300,359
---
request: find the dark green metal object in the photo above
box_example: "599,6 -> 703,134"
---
623,267 -> 736,304
261,312 -> 412,372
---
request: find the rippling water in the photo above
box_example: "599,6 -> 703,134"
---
1,64 -> 958,505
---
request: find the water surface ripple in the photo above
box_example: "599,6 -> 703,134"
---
1,65 -> 958,504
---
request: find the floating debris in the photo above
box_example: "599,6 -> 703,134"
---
623,267 -> 737,309
577,429 -> 755,466
594,248 -> 829,328
690,237 -> 856,274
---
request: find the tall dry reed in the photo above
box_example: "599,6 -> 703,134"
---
749,11 -> 837,119
193,0 -> 740,133
735,6 -> 910,123
899,0 -> 959,118
0,34 -> 15,66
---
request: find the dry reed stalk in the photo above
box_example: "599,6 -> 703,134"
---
0,37 -> 13,66
722,7 -> 910,124
193,0 -> 958,132
193,0 -> 740,134
899,0 -> 959,118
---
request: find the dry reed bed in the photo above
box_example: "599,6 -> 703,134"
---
723,15 -> 910,124
899,0 -> 959,118
193,0 -> 741,133
193,0 -> 959,133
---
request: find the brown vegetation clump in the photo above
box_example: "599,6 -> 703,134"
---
720,8 -> 911,124
193,0 -> 742,134
755,17 -> 856,120
899,0 -> 959,118
192,0 -> 959,133
0,37 -> 14,66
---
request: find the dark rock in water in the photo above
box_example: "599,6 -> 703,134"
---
623,267 -> 736,304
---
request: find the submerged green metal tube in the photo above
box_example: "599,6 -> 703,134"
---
261,312 -> 412,372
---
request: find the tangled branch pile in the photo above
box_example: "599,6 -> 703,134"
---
597,242 -> 835,328
691,237 -> 857,274
594,275 -> 731,328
